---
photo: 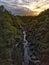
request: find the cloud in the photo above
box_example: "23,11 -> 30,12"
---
0,0 -> 49,15
0,0 -> 49,9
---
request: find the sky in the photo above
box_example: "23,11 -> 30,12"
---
0,0 -> 49,15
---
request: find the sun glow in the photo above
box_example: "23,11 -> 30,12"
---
25,3 -> 49,15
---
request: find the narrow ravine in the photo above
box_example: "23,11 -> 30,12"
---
11,30 -> 40,65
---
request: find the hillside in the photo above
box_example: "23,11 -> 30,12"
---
0,6 -> 23,65
0,6 -> 49,65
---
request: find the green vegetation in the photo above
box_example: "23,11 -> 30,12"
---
0,6 -> 49,65
0,6 -> 22,65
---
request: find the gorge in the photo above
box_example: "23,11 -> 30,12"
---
0,6 -> 49,65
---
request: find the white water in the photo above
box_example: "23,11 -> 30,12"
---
23,31 -> 30,65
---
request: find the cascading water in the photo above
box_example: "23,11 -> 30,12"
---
23,31 -> 30,65
22,30 -> 40,65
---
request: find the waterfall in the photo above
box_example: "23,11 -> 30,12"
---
23,31 -> 30,65
22,30 -> 40,65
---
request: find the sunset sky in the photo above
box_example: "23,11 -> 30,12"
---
0,0 -> 49,15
